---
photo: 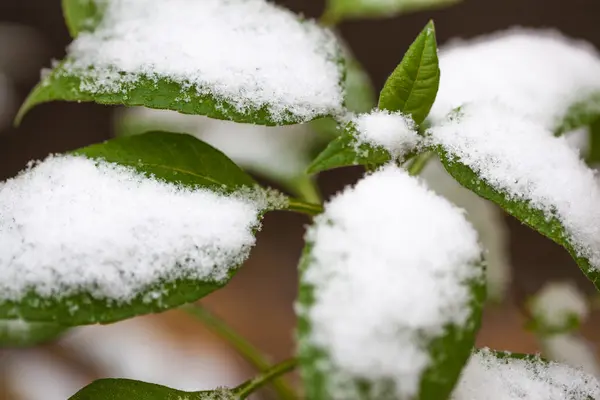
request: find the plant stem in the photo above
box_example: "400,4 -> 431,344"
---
407,151 -> 433,176
181,304 -> 297,400
319,8 -> 340,27
288,175 -> 323,205
233,359 -> 298,399
286,198 -> 324,216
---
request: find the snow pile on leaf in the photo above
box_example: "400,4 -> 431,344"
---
543,334 -> 600,377
301,165 -> 482,399
119,108 -> 315,179
352,109 -> 420,158
530,282 -> 589,330
421,158 -> 511,301
0,155 -> 263,302
428,101 -> 600,270
62,0 -> 344,122
431,29 -> 600,127
452,349 -> 600,399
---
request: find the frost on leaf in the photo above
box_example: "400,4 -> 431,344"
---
452,348 -> 600,399
421,158 -> 511,302
0,155 -> 263,309
26,0 -> 344,125
352,109 -> 421,159
298,165 -> 483,399
529,281 -> 589,332
430,29 -> 600,129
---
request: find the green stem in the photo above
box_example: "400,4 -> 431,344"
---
407,151 -> 433,176
182,304 -> 297,400
286,198 -> 324,216
234,359 -> 298,399
288,175 -> 323,205
319,8 -> 341,27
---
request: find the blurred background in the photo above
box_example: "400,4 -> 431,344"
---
1,0 -> 600,399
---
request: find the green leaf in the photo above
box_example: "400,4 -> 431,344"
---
0,319 -> 66,347
62,0 -> 106,38
555,92 -> 600,136
306,125 -> 393,174
69,379 -> 234,400
0,132 -> 268,326
378,20 -> 440,125
588,118 -> 600,164
323,0 -> 461,22
435,149 -> 600,292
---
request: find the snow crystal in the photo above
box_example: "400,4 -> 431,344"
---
119,108 -> 315,179
452,348 -> 600,399
352,110 -> 420,158
431,29 -> 600,128
428,101 -> 600,270
301,165 -> 482,399
0,155 -> 262,302
61,0 -> 344,122
543,334 -> 600,377
421,158 -> 511,301
530,282 -> 589,329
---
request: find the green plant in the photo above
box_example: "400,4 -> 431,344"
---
3,0 -> 600,399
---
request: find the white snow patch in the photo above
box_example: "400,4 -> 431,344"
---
431,29 -> 600,128
301,165 -> 482,399
543,334 -> 600,377
61,0 -> 344,123
119,108 -> 315,179
452,348 -> 600,399
0,155 -> 262,302
530,282 -> 589,329
421,158 -> 511,301
352,109 -> 420,158
428,101 -> 600,270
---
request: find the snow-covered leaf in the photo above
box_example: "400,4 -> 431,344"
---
556,92 -> 600,136
69,379 -> 234,400
452,348 -> 600,399
0,319 -> 65,347
297,166 -> 485,400
307,111 -> 419,174
0,132 -> 287,326
17,0 -> 345,126
379,20 -> 440,125
62,0 -> 106,38
528,282 -> 589,335
429,103 -> 600,293
323,0 -> 461,22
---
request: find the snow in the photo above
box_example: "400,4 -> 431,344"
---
0,155 -> 263,303
542,334 -> 600,377
118,108 -> 315,180
428,101 -> 600,270
452,348 -> 600,399
421,158 -> 511,301
530,282 -> 589,330
301,165 -> 482,399
431,29 -> 600,129
61,0 -> 344,123
352,110 -> 421,159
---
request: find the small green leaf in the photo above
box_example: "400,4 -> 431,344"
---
62,0 -> 106,38
0,319 -> 65,347
323,0 -> 461,22
306,126 -> 393,174
555,92 -> 600,136
0,132 -> 272,326
69,379 -> 234,400
435,149 -> 600,292
378,20 -> 440,125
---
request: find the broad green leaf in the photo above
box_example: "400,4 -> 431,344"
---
297,244 -> 485,400
306,125 -> 393,174
69,379 -> 235,400
435,149 -> 600,292
555,92 -> 600,136
378,20 -> 440,125
0,319 -> 65,347
323,0 -> 461,22
62,0 -> 106,38
0,132 -> 269,326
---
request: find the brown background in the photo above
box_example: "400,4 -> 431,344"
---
1,0 -> 600,398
